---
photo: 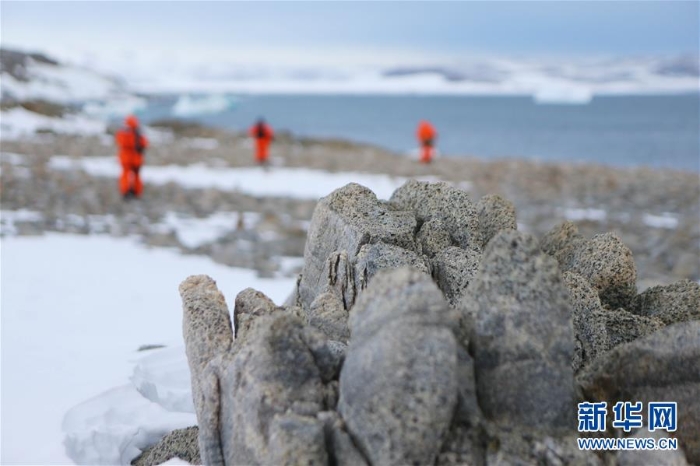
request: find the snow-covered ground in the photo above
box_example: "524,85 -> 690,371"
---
0,107 -> 106,139
1,233 -> 296,465
47,155 -> 439,200
1,59 -> 124,104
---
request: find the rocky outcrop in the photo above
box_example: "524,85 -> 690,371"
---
339,268 -> 462,465
577,322 -> 700,464
632,279 -> 700,325
476,193 -> 517,248
541,222 -> 638,309
298,183 -> 417,311
463,231 -> 575,432
131,426 -> 201,466
169,181 -> 698,465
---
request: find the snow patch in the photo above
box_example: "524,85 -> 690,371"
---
184,137 -> 220,150
643,213 -> 679,229
1,60 -> 124,103
563,207 -> 607,222
153,211 -> 260,249
0,107 -> 106,138
48,156 -> 438,200
1,209 -> 44,235
62,384 -> 196,465
131,346 -> 194,414
1,233 -> 295,464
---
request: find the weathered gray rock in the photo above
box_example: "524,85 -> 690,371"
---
131,426 -> 201,466
436,425 -> 482,466
354,242 -> 429,293
180,275 -> 233,427
483,428 -> 603,466
318,411 -> 370,466
198,313 -> 327,466
268,413 -> 328,466
563,271 -> 609,372
577,322 -> 700,464
299,183 -> 417,310
563,271 -> 663,372
233,287 -> 277,338
569,232 -> 638,310
431,246 -> 481,306
600,307 -> 663,349
321,250 -> 355,310
464,230 -> 575,432
542,224 -> 638,310
540,221 -> 586,268
477,193 -> 517,248
390,180 -> 482,252
339,267 -> 462,466
415,217 -> 452,257
616,430 -> 689,466
307,291 -> 351,342
633,279 -> 700,325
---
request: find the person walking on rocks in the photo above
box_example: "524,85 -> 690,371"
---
416,120 -> 437,164
115,114 -> 148,200
249,118 -> 274,166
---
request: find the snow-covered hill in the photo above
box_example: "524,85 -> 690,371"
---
0,48 -> 146,137
0,48 -> 128,103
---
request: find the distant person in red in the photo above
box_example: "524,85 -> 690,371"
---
416,120 -> 437,164
115,115 -> 148,200
249,118 -> 274,165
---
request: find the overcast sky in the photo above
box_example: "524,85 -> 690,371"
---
2,1 -> 698,72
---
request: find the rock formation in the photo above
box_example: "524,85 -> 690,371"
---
160,180 -> 698,465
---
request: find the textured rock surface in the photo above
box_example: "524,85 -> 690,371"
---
390,180 -> 482,252
578,322 -> 700,464
476,193 -> 517,248
306,291 -> 350,342
172,181 -> 697,465
299,183 -> 417,310
203,314 -> 327,465
464,230 -> 575,432
131,426 -> 201,466
354,242 -> 429,293
616,430 -> 689,466
180,275 -> 233,426
570,232 -> 638,309
563,271 -> 609,372
540,221 -> 586,268
415,217 -> 452,257
431,246 -> 481,306
633,279 -> 700,325
233,287 -> 277,338
339,267 -> 461,466
542,223 -> 638,309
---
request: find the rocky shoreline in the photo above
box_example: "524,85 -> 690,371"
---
1,126 -> 698,287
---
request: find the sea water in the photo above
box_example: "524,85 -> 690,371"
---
139,94 -> 699,172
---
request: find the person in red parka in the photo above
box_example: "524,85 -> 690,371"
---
249,118 -> 274,165
416,120 -> 437,164
115,115 -> 149,199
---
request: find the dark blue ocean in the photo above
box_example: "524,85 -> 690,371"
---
140,94 -> 700,172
